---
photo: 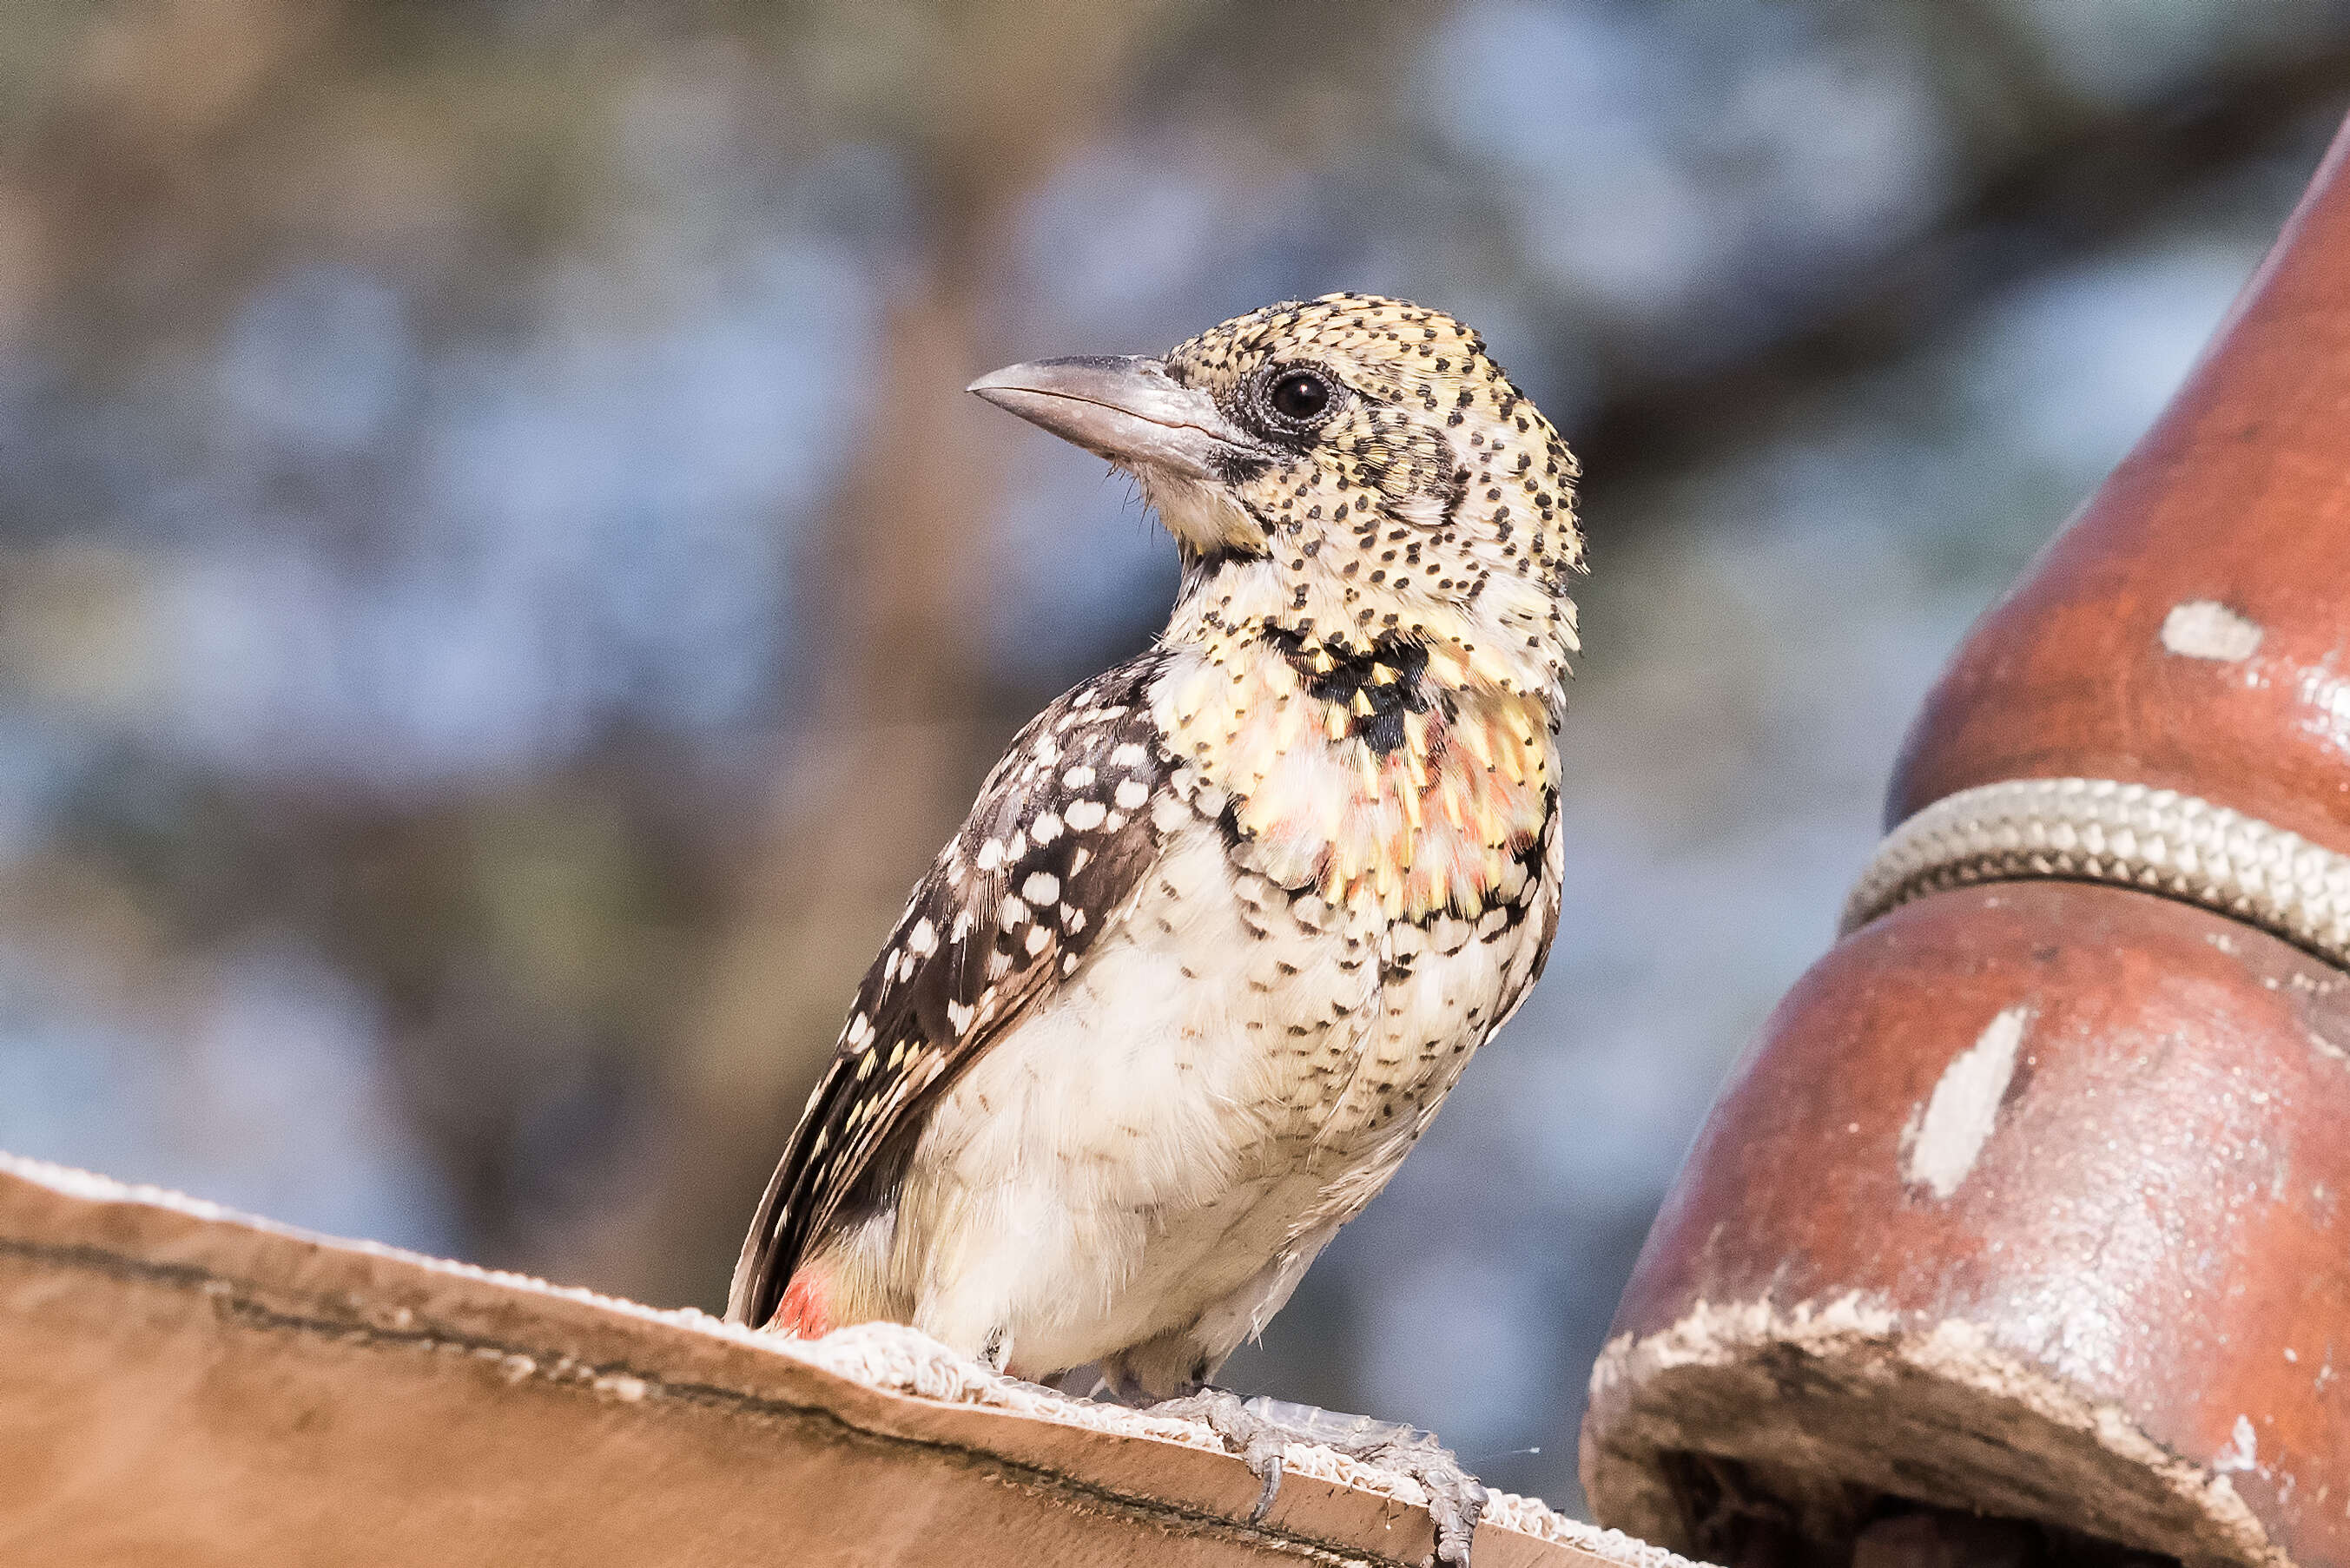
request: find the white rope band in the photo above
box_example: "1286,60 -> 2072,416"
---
1841,776 -> 2350,971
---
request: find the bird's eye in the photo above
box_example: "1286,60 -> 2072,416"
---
1268,369 -> 1332,423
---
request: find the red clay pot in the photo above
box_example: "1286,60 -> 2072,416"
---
1582,117 -> 2350,1568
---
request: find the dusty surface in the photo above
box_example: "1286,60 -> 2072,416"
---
1583,1295 -> 2286,1568
0,1152 -> 1694,1568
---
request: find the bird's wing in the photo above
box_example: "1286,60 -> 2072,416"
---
727,654 -> 1178,1329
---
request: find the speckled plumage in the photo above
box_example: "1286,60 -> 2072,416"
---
729,293 -> 1583,1403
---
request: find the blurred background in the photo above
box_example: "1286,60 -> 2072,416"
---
3,0 -> 2348,1512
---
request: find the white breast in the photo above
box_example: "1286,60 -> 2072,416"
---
888,818 -> 1546,1387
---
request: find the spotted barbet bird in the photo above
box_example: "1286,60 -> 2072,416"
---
729,294 -> 1581,1564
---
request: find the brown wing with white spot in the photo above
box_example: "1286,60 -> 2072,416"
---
727,655 -> 1178,1329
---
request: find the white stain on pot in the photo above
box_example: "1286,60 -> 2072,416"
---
2212,1414 -> 2260,1475
2298,665 -> 2350,756
2160,599 -> 2263,662
1901,1005 -> 2030,1199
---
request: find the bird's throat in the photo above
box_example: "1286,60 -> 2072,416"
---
1153,630 -> 1554,924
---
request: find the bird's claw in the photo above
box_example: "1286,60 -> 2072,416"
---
1247,1446 -> 1285,1524
1147,1388 -> 1289,1521
1147,1390 -> 1486,1566
1327,1423 -> 1487,1568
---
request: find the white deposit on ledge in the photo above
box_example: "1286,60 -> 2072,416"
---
0,1150 -> 1699,1568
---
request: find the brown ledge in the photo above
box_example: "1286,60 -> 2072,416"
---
0,1153 -> 1693,1568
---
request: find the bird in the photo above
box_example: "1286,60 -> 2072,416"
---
728,293 -> 1582,1565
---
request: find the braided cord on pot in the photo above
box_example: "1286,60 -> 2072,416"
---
1842,776 -> 2350,970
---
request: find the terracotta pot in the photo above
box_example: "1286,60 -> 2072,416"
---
1581,116 -> 2350,1568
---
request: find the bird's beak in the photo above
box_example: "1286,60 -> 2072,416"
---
967,355 -> 1256,480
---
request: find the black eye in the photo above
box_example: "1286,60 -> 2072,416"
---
1269,369 -> 1332,423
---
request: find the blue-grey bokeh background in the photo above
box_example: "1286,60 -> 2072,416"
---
4,0 -> 2347,1511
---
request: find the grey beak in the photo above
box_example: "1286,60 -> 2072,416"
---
967,355 -> 1256,480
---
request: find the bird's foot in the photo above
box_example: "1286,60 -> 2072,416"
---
1146,1388 -> 1295,1525
1145,1390 -> 1487,1567
1250,1399 -> 1488,1568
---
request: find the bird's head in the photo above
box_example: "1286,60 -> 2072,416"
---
970,293 -> 1583,698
